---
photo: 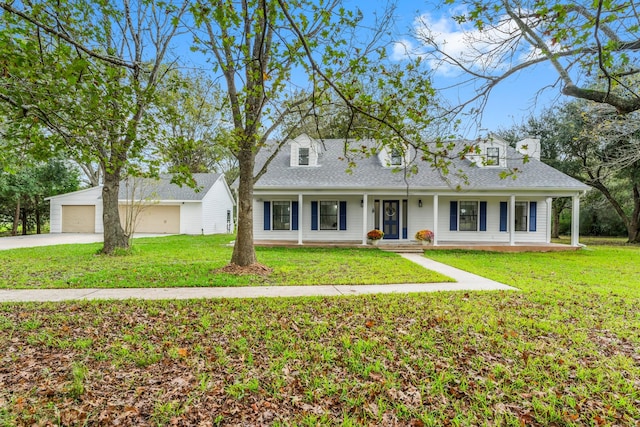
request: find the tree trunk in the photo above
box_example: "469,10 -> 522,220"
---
551,206 -> 560,239
21,205 -> 27,235
101,169 -> 129,254
230,147 -> 257,266
11,200 -> 20,236
35,196 -> 42,234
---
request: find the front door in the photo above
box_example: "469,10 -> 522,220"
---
383,200 -> 400,239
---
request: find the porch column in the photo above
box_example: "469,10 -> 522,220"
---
298,193 -> 303,245
362,194 -> 368,245
433,194 -> 439,246
546,197 -> 552,243
571,194 -> 580,247
509,194 -> 516,246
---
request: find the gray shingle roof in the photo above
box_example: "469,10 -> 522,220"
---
118,173 -> 222,201
253,139 -> 589,192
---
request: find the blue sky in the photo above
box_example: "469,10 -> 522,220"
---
370,0 -> 562,138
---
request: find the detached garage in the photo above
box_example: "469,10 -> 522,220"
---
47,173 -> 235,235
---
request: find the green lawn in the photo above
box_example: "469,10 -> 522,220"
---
0,234 -> 450,288
0,242 -> 638,426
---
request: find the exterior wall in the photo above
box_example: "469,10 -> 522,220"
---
254,194 -> 549,243
436,196 -> 548,243
180,203 -> 203,234
254,195 -> 365,241
200,178 -> 235,234
48,187 -> 102,233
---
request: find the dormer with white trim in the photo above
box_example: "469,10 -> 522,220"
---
289,134 -> 321,167
378,144 -> 410,168
467,135 -> 508,168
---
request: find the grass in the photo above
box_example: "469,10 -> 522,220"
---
0,234 -> 451,288
0,239 -> 638,425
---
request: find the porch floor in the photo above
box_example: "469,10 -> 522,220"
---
253,240 -> 580,252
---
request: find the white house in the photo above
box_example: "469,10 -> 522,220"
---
47,173 -> 235,235
249,134 -> 589,246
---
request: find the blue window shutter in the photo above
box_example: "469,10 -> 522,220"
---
529,201 -> 537,232
311,201 -> 318,230
292,201 -> 299,231
339,201 -> 347,230
263,201 -> 271,231
499,202 -> 507,232
480,201 -> 487,231
449,201 -> 458,231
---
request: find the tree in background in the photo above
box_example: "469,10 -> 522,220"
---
411,0 -> 640,122
0,0 -> 187,253
0,158 -> 79,235
503,101 -> 640,242
155,71 -> 238,183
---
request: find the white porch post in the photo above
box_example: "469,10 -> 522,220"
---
509,194 -> 516,246
546,197 -> 553,243
433,194 -> 439,246
298,193 -> 303,245
362,194 -> 368,245
571,194 -> 580,247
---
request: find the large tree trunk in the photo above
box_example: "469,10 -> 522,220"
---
11,200 -> 20,236
101,169 -> 129,254
230,147 -> 257,266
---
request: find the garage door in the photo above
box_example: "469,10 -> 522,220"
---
119,205 -> 180,234
62,205 -> 96,233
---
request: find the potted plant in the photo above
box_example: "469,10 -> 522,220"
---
367,229 -> 384,245
415,229 -> 434,246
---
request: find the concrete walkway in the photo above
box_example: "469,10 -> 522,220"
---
0,253 -> 516,303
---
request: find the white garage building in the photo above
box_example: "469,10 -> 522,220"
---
47,173 -> 235,235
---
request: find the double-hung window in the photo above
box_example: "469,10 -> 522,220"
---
515,201 -> 528,231
320,201 -> 338,230
459,201 -> 479,231
299,148 -> 309,166
390,148 -> 403,166
486,147 -> 500,165
272,201 -> 291,230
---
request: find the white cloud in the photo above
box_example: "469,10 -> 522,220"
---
397,10 -> 542,77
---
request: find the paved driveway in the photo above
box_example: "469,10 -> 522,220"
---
0,233 -> 169,251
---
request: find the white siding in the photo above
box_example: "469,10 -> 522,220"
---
436,196 -> 548,243
254,196 -> 364,241
200,177 -> 235,234
48,187 -> 102,233
180,203 -> 202,234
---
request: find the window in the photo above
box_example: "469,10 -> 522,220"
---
459,201 -> 478,231
487,147 -> 500,165
320,201 -> 338,230
272,201 -> 291,230
390,148 -> 403,166
515,201 -> 528,231
299,147 -> 309,166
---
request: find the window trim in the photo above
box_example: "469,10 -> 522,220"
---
319,200 -> 339,230
272,201 -> 292,231
458,200 -> 479,232
390,148 -> 403,166
515,201 -> 528,232
298,147 -> 310,166
486,147 -> 500,166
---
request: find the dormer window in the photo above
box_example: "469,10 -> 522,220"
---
299,148 -> 309,166
486,147 -> 500,166
390,148 -> 403,166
